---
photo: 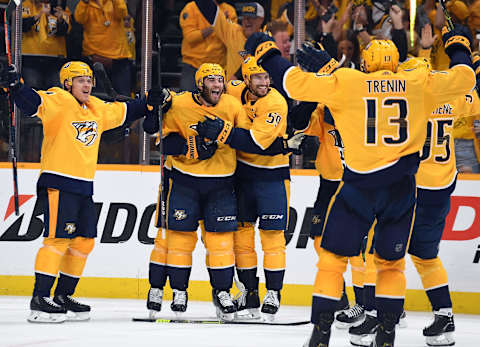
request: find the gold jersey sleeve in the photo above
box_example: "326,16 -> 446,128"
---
35,88 -> 127,181
453,93 -> 480,139
234,87 -> 289,170
212,6 -> 245,80
162,91 -> 246,177
304,105 -> 344,181
282,65 -> 475,174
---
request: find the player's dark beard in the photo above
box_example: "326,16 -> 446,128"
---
200,86 -> 223,106
249,85 -> 269,98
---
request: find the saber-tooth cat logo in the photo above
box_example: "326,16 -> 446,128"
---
72,120 -> 98,146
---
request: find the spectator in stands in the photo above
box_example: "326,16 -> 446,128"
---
266,19 -> 291,59
218,1 -> 237,23
336,29 -> 360,69
74,0 -> 133,97
22,0 -> 71,89
178,1 -> 228,91
196,1 -> 265,81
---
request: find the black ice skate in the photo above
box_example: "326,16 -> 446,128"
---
147,287 -> 163,319
261,290 -> 281,321
27,296 -> 67,323
335,304 -> 365,329
423,311 -> 455,346
171,289 -> 188,315
234,287 -> 261,320
349,311 -> 379,346
53,294 -> 91,321
370,318 -> 396,347
303,312 -> 334,347
212,289 -> 236,321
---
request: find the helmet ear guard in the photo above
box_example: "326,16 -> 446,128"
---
360,40 -> 399,73
195,63 -> 226,90
59,61 -> 95,89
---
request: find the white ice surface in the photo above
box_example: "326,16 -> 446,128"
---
0,296 -> 479,347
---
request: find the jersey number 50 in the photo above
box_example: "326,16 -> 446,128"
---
364,97 -> 408,145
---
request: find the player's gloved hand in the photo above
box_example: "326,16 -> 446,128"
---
244,32 -> 281,65
195,116 -> 233,144
282,132 -> 306,155
441,24 -> 473,57
183,135 -> 218,160
147,87 -> 172,113
296,42 -> 339,74
0,64 -> 22,91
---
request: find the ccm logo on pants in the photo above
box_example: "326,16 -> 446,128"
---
261,215 -> 284,220
217,216 -> 237,222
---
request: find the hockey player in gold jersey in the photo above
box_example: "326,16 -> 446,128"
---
244,23 -> 475,346
291,102 -> 368,328
143,63 -> 251,321
0,61 -> 155,323
197,56 -> 289,320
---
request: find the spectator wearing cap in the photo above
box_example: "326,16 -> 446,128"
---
179,1 -> 228,91
196,0 -> 265,80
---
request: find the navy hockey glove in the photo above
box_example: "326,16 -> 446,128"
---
147,87 -> 172,113
195,116 -> 233,144
296,42 -> 339,74
441,24 -> 473,57
244,32 -> 281,65
184,135 -> 218,160
0,64 -> 22,91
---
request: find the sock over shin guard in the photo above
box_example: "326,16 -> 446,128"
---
149,228 -> 169,288
167,230 -> 197,290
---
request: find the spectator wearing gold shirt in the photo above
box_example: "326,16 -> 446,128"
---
74,0 -> 132,96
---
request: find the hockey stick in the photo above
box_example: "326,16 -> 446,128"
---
92,62 -> 117,101
132,317 -> 310,326
155,33 -> 166,231
4,3 -> 19,216
438,0 -> 454,31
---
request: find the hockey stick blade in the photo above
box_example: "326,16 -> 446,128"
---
132,317 -> 309,326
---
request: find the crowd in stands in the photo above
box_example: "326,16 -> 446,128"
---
0,0 -> 480,171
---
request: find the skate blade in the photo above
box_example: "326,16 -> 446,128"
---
234,308 -> 261,320
335,316 -> 365,330
349,333 -> 374,347
149,309 -> 162,319
426,332 -> 455,346
66,311 -> 90,321
262,313 -> 276,322
397,316 -> 408,329
27,310 -> 66,324
173,311 -> 186,317
215,308 -> 235,322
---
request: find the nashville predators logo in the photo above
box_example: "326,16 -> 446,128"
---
312,215 -> 322,225
173,209 -> 187,221
72,121 -> 98,146
64,223 -> 76,234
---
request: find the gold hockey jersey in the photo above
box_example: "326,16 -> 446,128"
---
303,105 -> 344,181
162,91 -> 250,177
418,93 -> 480,189
282,65 -> 475,177
227,80 -> 289,171
35,87 -> 126,181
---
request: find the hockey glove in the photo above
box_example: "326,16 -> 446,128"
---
147,87 -> 172,113
184,135 -> 218,160
441,24 -> 473,57
0,64 -> 22,91
296,42 -> 339,74
244,32 -> 281,65
283,132 -> 306,155
195,116 -> 233,144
